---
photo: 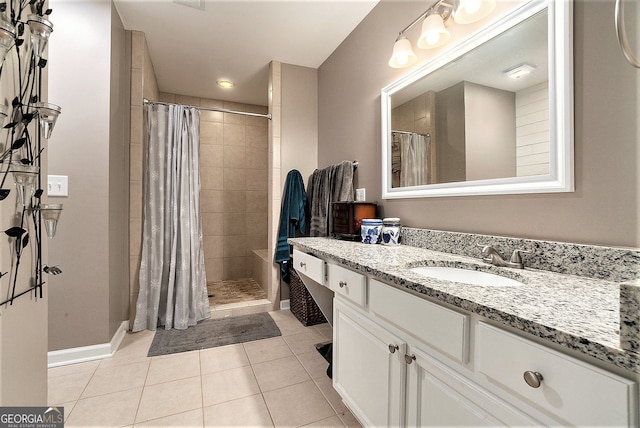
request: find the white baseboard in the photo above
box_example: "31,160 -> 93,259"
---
279,299 -> 290,310
48,320 -> 129,368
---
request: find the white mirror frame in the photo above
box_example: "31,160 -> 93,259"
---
381,0 -> 573,199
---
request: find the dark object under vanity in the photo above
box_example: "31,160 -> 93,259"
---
332,202 -> 377,240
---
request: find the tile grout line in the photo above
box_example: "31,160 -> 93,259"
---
199,349 -> 205,428
244,343 -> 277,427
131,341 -> 153,426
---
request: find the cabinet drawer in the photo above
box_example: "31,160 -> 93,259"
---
369,279 -> 469,363
328,263 -> 367,307
477,322 -> 637,427
293,249 -> 325,284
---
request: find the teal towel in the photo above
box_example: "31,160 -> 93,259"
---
275,170 -> 307,282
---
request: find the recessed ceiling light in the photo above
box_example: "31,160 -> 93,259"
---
504,63 -> 536,79
217,80 -> 234,89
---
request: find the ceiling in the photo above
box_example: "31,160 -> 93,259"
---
113,0 -> 380,106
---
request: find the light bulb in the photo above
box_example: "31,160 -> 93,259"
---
463,0 -> 482,15
426,31 -> 440,46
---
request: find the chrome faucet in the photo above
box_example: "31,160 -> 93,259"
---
478,245 -> 530,269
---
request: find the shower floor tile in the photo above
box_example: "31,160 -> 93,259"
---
208,277 -> 267,306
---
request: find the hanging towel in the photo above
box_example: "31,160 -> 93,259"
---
308,160 -> 355,237
308,167 -> 331,237
275,170 -> 307,283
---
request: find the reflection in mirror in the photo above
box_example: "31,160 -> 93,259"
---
382,0 -> 573,198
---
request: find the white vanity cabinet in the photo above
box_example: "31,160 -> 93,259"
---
406,346 -> 541,427
333,299 -> 406,427
325,263 -> 639,427
476,322 -> 638,427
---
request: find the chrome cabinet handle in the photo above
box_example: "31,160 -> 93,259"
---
523,371 -> 543,388
388,344 -> 399,354
404,354 -> 416,364
339,281 -> 347,288
299,261 -> 306,268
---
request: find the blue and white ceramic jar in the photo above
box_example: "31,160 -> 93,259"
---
361,219 -> 382,244
382,217 -> 401,245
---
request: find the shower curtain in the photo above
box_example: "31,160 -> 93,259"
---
132,103 -> 211,332
399,132 -> 430,187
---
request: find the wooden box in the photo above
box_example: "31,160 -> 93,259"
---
332,202 -> 377,240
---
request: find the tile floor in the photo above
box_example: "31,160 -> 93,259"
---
48,310 -> 361,428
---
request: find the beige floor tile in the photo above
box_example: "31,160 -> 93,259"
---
48,359 -> 101,378
134,408 -> 203,427
243,336 -> 292,365
231,302 -> 273,316
314,377 -> 350,415
313,323 -> 333,341
269,310 -> 310,336
312,378 -> 361,427
262,380 -> 335,427
302,415 -> 346,427
336,409 -> 362,428
65,387 -> 142,427
82,360 -> 149,398
200,344 -> 249,375
203,394 -> 273,427
146,350 -> 200,385
282,330 -> 328,355
48,370 -> 94,405
59,401 -> 76,422
296,351 -> 330,380
252,355 -> 310,392
99,331 -> 154,369
201,366 -> 260,407
135,376 -> 202,423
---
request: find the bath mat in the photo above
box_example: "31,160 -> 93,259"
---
147,312 -> 281,357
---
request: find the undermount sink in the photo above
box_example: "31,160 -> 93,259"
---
409,266 -> 525,287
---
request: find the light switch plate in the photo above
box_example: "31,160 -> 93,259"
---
48,175 -> 68,197
355,188 -> 366,202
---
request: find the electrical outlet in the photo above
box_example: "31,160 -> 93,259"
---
356,188 -> 366,201
48,175 -> 68,197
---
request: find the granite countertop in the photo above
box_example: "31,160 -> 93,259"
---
289,237 -> 640,374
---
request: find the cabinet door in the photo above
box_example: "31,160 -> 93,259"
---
406,347 -> 541,427
333,299 -> 406,427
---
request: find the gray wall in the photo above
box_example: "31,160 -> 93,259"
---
464,82 -> 516,180
109,2 -> 131,337
48,0 -> 130,350
281,64 -> 319,188
280,63 -> 319,299
318,0 -> 640,248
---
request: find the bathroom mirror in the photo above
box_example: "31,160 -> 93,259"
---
381,0 -> 573,198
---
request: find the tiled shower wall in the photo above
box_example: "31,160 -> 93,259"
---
156,93 -> 269,282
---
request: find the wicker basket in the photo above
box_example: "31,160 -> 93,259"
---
289,267 -> 327,326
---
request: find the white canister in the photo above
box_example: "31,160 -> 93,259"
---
382,217 -> 401,245
361,219 -> 383,244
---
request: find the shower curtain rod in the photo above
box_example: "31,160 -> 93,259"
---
392,129 -> 430,137
143,99 -> 272,120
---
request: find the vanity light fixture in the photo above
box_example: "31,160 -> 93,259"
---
388,0 -> 495,68
417,13 -> 451,49
388,34 -> 418,68
504,63 -> 536,79
217,80 -> 234,89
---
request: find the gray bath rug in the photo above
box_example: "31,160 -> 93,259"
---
147,312 -> 281,357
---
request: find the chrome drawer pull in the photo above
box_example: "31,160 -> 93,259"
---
523,371 -> 543,388
388,344 -> 399,354
299,261 -> 306,268
404,354 -> 416,364
339,281 -> 347,288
